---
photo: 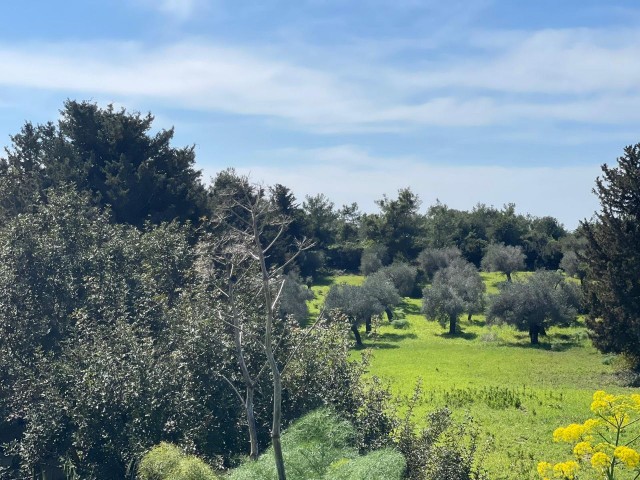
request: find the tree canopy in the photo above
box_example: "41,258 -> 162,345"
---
582,143 -> 640,365
486,270 -> 581,344
422,258 -> 485,335
0,100 -> 207,227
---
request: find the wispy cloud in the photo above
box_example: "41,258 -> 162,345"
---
131,0 -> 206,20
0,26 -> 638,133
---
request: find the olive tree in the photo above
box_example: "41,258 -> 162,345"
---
417,247 -> 462,281
324,276 -> 401,346
480,243 -> 525,282
486,270 -> 581,344
378,262 -> 418,297
422,259 -> 485,335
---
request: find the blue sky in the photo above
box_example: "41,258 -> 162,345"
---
2,0 -> 639,229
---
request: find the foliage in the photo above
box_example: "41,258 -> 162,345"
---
418,246 -> 463,280
228,408 -> 405,480
422,258 -> 485,334
362,188 -> 424,261
481,243 -> 526,282
278,271 -> 315,325
0,188 -> 204,479
538,391 -> 640,480
581,143 -> 640,367
138,443 -> 218,480
0,100 -> 206,227
328,448 -> 406,480
393,383 -> 489,480
360,244 -> 388,275
487,270 -> 581,344
378,262 -> 419,297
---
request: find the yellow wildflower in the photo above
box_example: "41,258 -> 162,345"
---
614,446 -> 640,468
591,390 -> 616,412
553,460 -> 579,479
537,461 -> 553,478
590,451 -> 611,469
573,441 -> 593,457
554,424 -> 586,443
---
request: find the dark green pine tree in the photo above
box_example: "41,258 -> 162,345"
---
582,143 -> 640,366
0,100 -> 207,227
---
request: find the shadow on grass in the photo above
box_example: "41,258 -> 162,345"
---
469,318 -> 487,327
312,275 -> 333,287
400,300 -> 421,315
376,331 -> 418,342
354,330 -> 418,350
367,342 -> 401,350
436,330 -> 478,340
504,333 -> 582,351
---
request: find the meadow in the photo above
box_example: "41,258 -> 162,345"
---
310,273 -> 634,480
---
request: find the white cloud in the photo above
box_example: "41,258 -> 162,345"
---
0,27 -> 639,132
399,28 -> 640,95
202,145 -> 601,229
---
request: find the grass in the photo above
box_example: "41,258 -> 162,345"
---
309,272 -> 634,480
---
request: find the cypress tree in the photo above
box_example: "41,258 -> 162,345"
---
582,143 -> 640,365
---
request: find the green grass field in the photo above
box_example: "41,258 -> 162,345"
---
310,273 -> 634,480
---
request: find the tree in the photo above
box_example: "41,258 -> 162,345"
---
377,262 -> 418,297
363,272 -> 402,328
360,244 -> 389,275
422,259 -> 485,335
486,270 -> 581,344
204,175 -> 313,480
417,247 -> 462,281
481,243 -> 525,282
0,188 -> 201,479
362,188 -> 424,261
302,193 -> 338,248
0,100 -> 207,227
278,271 -> 315,325
581,143 -> 640,365
324,281 -> 396,346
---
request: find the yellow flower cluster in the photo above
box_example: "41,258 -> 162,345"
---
572,441 -> 593,457
591,390 -> 616,413
591,390 -> 640,420
553,419 -> 598,444
537,461 -> 579,480
590,451 -> 610,469
614,445 -> 640,468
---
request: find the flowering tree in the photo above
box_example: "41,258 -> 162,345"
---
538,391 -> 640,480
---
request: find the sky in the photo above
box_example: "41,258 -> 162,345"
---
1,1 -> 639,229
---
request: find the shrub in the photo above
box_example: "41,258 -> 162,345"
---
228,408 -> 405,480
394,382 -> 489,480
327,448 -> 406,480
228,408 -> 356,480
138,443 -> 218,480
391,319 -> 410,329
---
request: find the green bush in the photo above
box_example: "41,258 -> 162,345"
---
229,408 -> 404,480
391,319 -> 410,329
138,443 -> 217,480
327,448 -> 405,480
